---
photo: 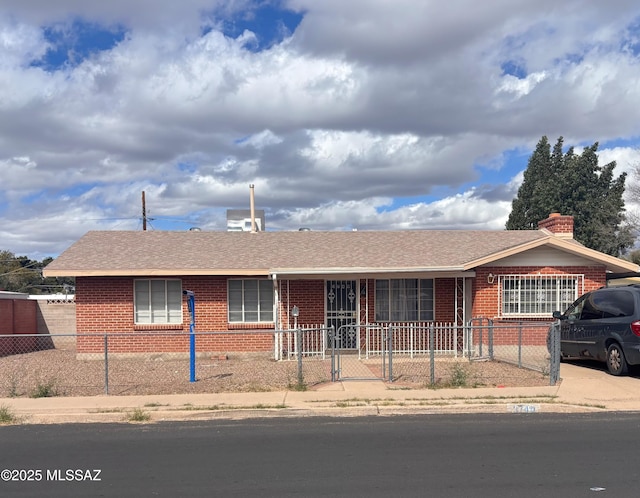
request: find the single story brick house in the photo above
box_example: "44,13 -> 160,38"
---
43,213 -> 638,356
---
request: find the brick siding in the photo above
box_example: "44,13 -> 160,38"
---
76,276 -> 275,354
74,265 -> 606,354
472,265 -> 604,320
537,213 -> 574,235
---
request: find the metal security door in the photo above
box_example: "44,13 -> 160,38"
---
326,280 -> 358,349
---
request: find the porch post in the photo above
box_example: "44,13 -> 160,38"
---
455,277 -> 467,327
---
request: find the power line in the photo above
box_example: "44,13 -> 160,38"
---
0,262 -> 41,277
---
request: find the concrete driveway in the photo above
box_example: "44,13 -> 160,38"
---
559,360 -> 640,411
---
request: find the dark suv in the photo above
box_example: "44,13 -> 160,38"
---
552,285 -> 640,375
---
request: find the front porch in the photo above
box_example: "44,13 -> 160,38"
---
275,322 -> 463,360
272,275 -> 474,349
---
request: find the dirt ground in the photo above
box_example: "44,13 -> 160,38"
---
0,346 -> 552,397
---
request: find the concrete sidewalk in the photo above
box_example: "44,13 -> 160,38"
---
0,363 -> 637,424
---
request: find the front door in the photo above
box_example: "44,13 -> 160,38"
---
326,280 -> 358,349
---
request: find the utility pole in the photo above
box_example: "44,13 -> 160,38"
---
142,191 -> 147,231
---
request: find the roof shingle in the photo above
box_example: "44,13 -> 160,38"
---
44,229 -> 549,276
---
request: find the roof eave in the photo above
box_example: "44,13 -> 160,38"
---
44,266 -> 472,278
463,236 -> 639,273
43,268 -> 271,278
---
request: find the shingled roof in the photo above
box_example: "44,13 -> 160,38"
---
43,229 -> 638,277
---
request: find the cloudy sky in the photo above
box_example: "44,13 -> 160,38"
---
2,0 -> 640,260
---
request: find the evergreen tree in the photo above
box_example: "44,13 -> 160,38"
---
506,136 -> 633,256
0,251 -> 74,294
506,136 -> 554,229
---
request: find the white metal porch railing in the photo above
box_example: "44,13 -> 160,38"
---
362,322 -> 461,359
276,325 -> 328,361
276,322 -> 465,360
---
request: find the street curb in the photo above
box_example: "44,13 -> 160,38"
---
2,400 -> 618,425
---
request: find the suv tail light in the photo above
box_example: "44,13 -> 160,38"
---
632,321 -> 640,337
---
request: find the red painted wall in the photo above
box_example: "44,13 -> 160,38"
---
0,301 -> 13,335
0,301 -> 14,356
0,299 -> 38,356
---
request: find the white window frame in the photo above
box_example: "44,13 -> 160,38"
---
375,278 -> 434,322
227,279 -> 274,323
498,274 -> 584,317
134,279 -> 183,324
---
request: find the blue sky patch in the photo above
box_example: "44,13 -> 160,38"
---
625,19 -> 640,56
500,60 -> 527,78
602,136 -> 640,149
214,3 -> 303,51
177,162 -> 198,174
31,20 -> 127,70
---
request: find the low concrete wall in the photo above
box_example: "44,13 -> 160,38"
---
34,296 -> 76,335
33,296 -> 76,349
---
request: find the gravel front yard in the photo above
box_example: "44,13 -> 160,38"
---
0,344 -> 552,397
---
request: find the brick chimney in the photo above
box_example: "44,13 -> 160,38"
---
537,213 -> 573,239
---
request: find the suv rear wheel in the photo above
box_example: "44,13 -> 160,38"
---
606,343 -> 628,376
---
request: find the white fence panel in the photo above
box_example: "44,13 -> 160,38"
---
278,325 -> 327,360
362,322 -> 460,358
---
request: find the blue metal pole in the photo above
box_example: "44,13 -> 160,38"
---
184,291 -> 196,383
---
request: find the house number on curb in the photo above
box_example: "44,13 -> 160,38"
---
507,404 -> 539,413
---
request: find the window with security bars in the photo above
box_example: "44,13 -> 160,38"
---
134,279 -> 183,324
499,274 -> 583,317
228,279 -> 274,323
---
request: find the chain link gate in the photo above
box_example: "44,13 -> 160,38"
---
330,324 -> 393,382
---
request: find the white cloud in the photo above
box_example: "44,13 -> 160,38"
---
1,1 -> 640,258
495,71 -> 548,101
0,20 -> 49,67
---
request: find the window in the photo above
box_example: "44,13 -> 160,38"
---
500,274 -> 583,317
375,279 -> 434,321
228,279 -> 274,323
579,290 -> 635,320
564,294 -> 587,320
134,279 -> 182,324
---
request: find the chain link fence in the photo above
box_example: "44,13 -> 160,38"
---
361,319 -> 559,388
0,331 -> 331,397
0,321 -> 559,397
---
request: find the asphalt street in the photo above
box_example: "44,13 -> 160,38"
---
1,413 -> 638,497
